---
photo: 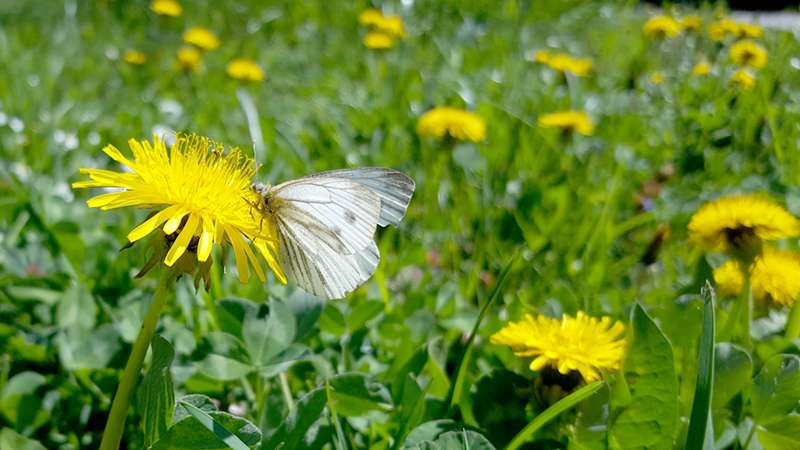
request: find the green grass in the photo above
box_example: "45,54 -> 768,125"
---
2,1 -> 800,449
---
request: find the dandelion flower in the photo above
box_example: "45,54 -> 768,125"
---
714,260 -> 744,297
730,40 -> 767,69
547,54 -> 592,77
692,61 -> 712,76
363,32 -> 395,50
537,111 -> 595,136
751,248 -> 800,306
730,69 -> 756,90
643,16 -> 683,39
708,18 -> 740,41
737,23 -> 764,39
177,47 -> 201,71
226,58 -> 265,82
359,8 -> 405,38
532,50 -> 552,64
417,107 -> 486,142
150,0 -> 182,17
649,71 -> 665,85
491,312 -> 626,383
122,50 -> 147,65
358,8 -> 385,27
681,16 -> 702,31
72,134 -> 285,284
183,27 -> 220,51
688,194 -> 800,253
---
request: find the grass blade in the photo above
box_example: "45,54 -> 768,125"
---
685,282 -> 716,450
178,400 -> 251,450
505,381 -> 605,450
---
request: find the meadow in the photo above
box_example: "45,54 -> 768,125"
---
2,1 -> 800,449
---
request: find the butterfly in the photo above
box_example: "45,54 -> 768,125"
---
250,168 -> 415,300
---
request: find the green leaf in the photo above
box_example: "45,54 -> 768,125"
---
403,420 -> 459,447
713,343 -> 752,408
327,373 -> 392,417
347,299 -> 384,332
752,354 -> 800,423
390,345 -> 429,405
196,354 -> 253,381
0,371 -> 45,428
137,335 -> 175,448
610,303 -> 678,450
176,401 -> 252,450
264,387 -> 327,449
319,303 -> 347,336
393,374 -> 427,445
0,428 -> 47,450
506,381 -> 604,450
286,292 -> 324,341
685,283 -> 716,450
472,369 -> 530,448
412,429 -> 497,450
756,415 -> 800,450
243,300 -> 296,367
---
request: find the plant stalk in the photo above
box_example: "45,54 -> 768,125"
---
786,301 -> 800,340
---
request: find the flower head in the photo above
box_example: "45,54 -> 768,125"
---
692,61 -> 712,76
708,18 -> 740,41
226,58 -> 265,82
491,312 -> 626,383
643,16 -> 683,39
363,32 -> 395,50
72,134 -> 285,285
177,47 -> 201,71
737,23 -> 764,39
532,50 -> 552,64
713,260 -> 744,297
730,40 -> 767,69
183,27 -> 220,51
649,71 -> 666,85
358,8 -> 405,38
358,8 -> 385,27
730,69 -> 756,90
417,107 -> 486,142
151,0 -> 182,17
546,54 -> 592,77
538,111 -> 595,136
122,50 -> 147,65
688,194 -> 800,253
681,16 -> 702,31
752,248 -> 800,306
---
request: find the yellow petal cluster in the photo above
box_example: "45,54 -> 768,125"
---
730,40 -> 767,70
417,107 -> 486,142
649,71 -> 665,85
713,260 -> 745,297
358,8 -> 406,38
363,32 -> 394,50
72,134 -> 285,284
122,50 -> 147,65
491,312 -> 626,383
226,58 -> 265,82
150,0 -> 182,17
537,111 -> 595,136
708,18 -> 741,41
713,249 -> 800,306
681,16 -> 702,31
542,53 -> 593,77
183,27 -> 220,51
643,16 -> 683,39
692,61 -> 712,77
177,47 -> 201,71
730,69 -> 756,90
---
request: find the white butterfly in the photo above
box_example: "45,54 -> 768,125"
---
251,168 -> 415,300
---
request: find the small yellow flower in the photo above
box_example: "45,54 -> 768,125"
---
491,312 -> 626,383
737,22 -> 764,39
708,18 -> 740,41
751,248 -> 800,306
363,32 -> 395,50
643,16 -> 683,38
730,69 -> 756,90
532,50 -> 552,64
714,260 -> 745,297
692,61 -> 712,76
226,58 -> 265,82
72,134 -> 285,284
681,16 -> 702,31
730,39 -> 767,69
122,50 -> 147,65
150,0 -> 182,17
688,194 -> 800,252
183,27 -> 220,51
358,8 -> 384,27
649,71 -> 665,85
547,54 -> 593,77
177,46 -> 201,71
537,111 -> 595,136
358,8 -> 405,38
417,107 -> 486,142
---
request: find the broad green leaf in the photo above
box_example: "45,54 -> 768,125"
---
752,354 -> 800,423
403,420 -> 459,447
258,343 -> 309,378
347,299 -> 384,331
264,387 -> 327,449
176,401 -> 251,450
56,324 -> 121,370
327,373 -> 392,417
0,371 -> 45,427
390,345 -> 429,404
685,284 -> 715,450
319,303 -> 347,336
412,429 -> 497,450
569,382 -> 611,450
472,369 -> 530,448
0,428 -> 47,450
136,335 -> 175,448
243,300 -> 295,367
216,297 -> 258,338
713,343 -> 752,408
286,292 -> 324,341
196,354 -> 253,381
393,374 -> 427,445
610,303 -> 678,450
756,415 -> 800,450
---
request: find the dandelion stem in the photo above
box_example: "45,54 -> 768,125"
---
99,267 -> 177,450
786,301 -> 800,340
236,87 -> 265,167
279,372 -> 295,412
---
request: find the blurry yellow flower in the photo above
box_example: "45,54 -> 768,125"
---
547,54 -> 593,77
649,72 -> 665,84
681,16 -> 702,31
183,27 -> 220,51
730,69 -> 756,90
226,58 -> 265,82
533,50 -> 552,64
358,8 -> 384,27
363,32 -> 395,50
714,260 -> 744,297
417,107 -> 486,142
688,194 -> 800,253
692,61 -> 712,76
751,248 -> 800,306
122,50 -> 147,65
737,22 -> 764,39
491,312 -> 626,383
538,111 -> 595,136
730,39 -> 767,69
72,134 -> 284,284
643,15 -> 683,38
708,18 -> 740,41
358,8 -> 405,38
150,0 -> 182,17
177,46 -> 201,71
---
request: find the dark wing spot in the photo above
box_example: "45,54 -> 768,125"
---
344,210 -> 357,224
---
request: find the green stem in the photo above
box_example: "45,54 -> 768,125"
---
99,267 -> 177,450
279,372 -> 295,413
786,301 -> 800,340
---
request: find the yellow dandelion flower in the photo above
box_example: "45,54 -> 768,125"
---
122,50 -> 147,65
730,69 -> 756,90
643,15 -> 683,39
363,32 -> 395,50
183,27 -> 220,51
491,312 -> 626,383
358,8 -> 384,27
713,260 -> 745,297
692,61 -> 712,76
177,46 -> 201,71
737,22 -> 764,39
730,39 -> 767,69
376,15 -> 405,38
537,111 -> 595,136
417,107 -> 486,142
708,18 -> 740,41
681,16 -> 702,31
532,50 -> 552,64
649,71 -> 665,85
547,54 -> 593,77
688,194 -> 800,253
752,248 -> 800,306
150,0 -> 182,17
72,134 -> 285,284
226,58 -> 265,82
